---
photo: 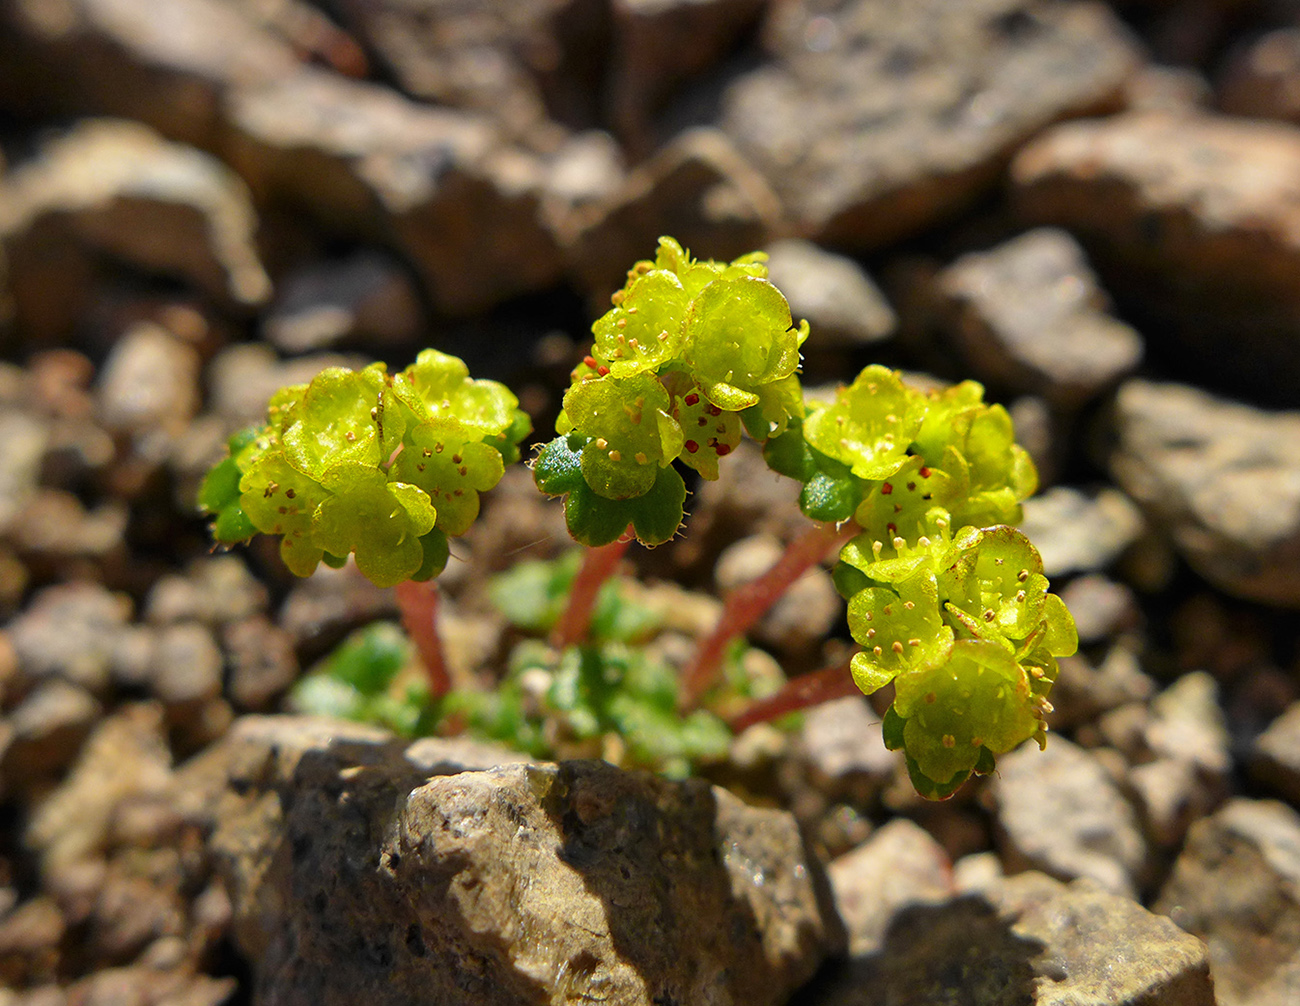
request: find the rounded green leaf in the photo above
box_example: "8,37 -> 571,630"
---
803,366 -> 922,481
847,570 -> 954,690
682,275 -> 801,399
281,366 -> 386,479
592,269 -> 689,377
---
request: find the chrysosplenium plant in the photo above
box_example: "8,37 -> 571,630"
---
199,235 -> 1076,801
199,349 -> 529,586
765,368 -> 1077,797
533,236 -> 806,546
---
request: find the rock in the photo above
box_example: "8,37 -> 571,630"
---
63,967 -> 235,1006
1109,379 -> 1300,607
537,130 -> 627,244
1014,111 -> 1300,401
150,622 -> 224,708
224,66 -> 562,315
1056,574 -> 1138,645
96,322 -> 201,442
570,127 -> 783,302
1019,485 -> 1145,577
7,582 -> 132,694
262,250 -> 423,354
1124,63 -> 1211,113
720,0 -> 1138,247
9,490 -> 128,566
1252,701 -> 1300,806
0,409 -> 49,536
0,0 -> 299,147
0,680 -> 101,791
1219,28 -> 1300,124
608,0 -> 766,153
762,239 -> 896,349
326,0 -> 600,145
934,228 -> 1142,407
222,616 -> 299,712
278,561 -> 397,653
1156,798 -> 1300,1006
828,819 -> 953,957
27,704 -> 173,880
993,735 -> 1146,897
794,696 -> 901,804
0,118 -> 271,339
813,871 -> 1214,1006
205,344 -> 370,429
0,896 -> 64,986
1048,640 -> 1154,730
713,534 -> 842,656
204,715 -> 839,1005
145,555 -> 268,628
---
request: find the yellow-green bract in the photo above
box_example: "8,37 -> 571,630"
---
198,349 -> 530,588
534,236 -> 808,547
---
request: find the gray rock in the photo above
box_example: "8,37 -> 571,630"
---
222,616 -> 299,712
0,0 -> 298,147
763,239 -> 896,349
935,228 -> 1142,406
96,322 -> 201,441
1109,379 -> 1300,607
0,119 -> 271,316
609,0 -> 767,153
203,715 -> 838,1006
1156,798 -> 1300,1006
1019,485 -> 1145,577
794,696 -> 900,802
1056,574 -> 1138,645
0,896 -> 65,987
8,490 -> 127,564
721,0 -> 1138,247
813,872 -> 1213,1006
225,66 -> 562,315
993,735 -> 1146,898
570,127 -> 783,303
1014,111 -> 1300,398
263,250 -> 423,354
205,344 -> 371,429
828,819 -> 953,957
325,0 -> 595,145
150,622 -> 224,707
0,409 -> 49,536
1252,701 -> 1300,806
1048,640 -> 1154,730
145,555 -> 268,628
8,582 -> 133,694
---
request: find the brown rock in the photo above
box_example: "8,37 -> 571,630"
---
1219,28 -> 1300,124
721,0 -> 1138,247
1109,379 -> 1300,607
0,118 -> 271,343
934,228 -> 1142,407
762,239 -> 896,349
1252,701 -> 1300,806
224,66 -> 562,315
1156,798 -> 1300,1006
570,127 -> 783,303
1014,110 -> 1300,400
204,715 -> 838,1006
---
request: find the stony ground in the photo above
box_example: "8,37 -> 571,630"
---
2,1 -> 1300,1004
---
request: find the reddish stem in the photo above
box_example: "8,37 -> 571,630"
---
680,520 -> 857,710
728,656 -> 861,733
395,579 -> 451,698
550,528 -> 634,649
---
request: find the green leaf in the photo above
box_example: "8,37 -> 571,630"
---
939,525 -> 1050,647
592,269 -> 689,377
392,433 -> 504,537
391,348 -> 518,441
847,570 -> 954,693
564,373 -> 681,499
682,275 -> 802,401
803,366 -> 922,481
281,365 -> 386,479
534,434 -> 587,496
312,463 -> 436,588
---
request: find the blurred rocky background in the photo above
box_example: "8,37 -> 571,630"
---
2,1 -> 1300,1004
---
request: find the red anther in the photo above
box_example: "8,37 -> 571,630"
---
715,443 -> 731,456
597,366 -> 610,376
881,483 -> 893,494
684,393 -> 700,406
685,440 -> 699,453
583,355 -> 599,369
707,405 -> 722,416
887,522 -> 897,535
907,482 -> 916,492
919,466 -> 931,478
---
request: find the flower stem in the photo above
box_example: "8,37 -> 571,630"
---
395,579 -> 450,698
728,656 -> 861,733
550,527 -> 634,649
680,520 -> 857,710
